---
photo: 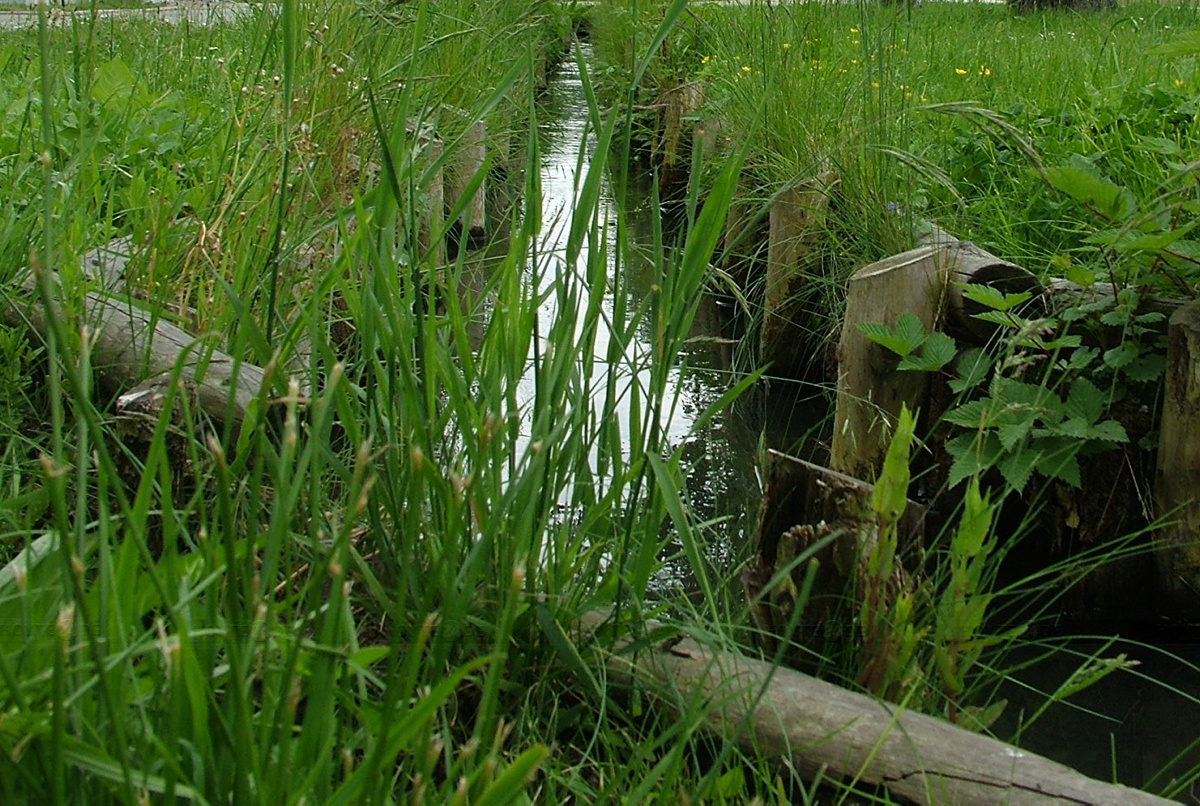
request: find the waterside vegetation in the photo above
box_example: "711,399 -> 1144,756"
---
1,0 -> 1199,803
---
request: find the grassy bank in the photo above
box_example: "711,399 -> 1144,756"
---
0,1 -> 769,801
590,0 -> 1199,355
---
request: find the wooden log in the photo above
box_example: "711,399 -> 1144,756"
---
576,610 -> 1170,806
760,172 -> 836,378
655,81 -> 704,185
915,225 -> 1041,343
412,122 -> 445,267
1155,300 -> 1200,616
693,115 -> 722,163
831,245 -> 948,482
3,261 -> 270,432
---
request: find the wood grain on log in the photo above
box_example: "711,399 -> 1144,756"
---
577,610 -> 1172,806
3,242 -> 271,431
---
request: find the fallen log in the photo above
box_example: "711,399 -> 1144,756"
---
3,246 -> 272,432
577,610 -> 1172,805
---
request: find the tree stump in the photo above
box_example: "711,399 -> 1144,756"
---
831,245 -> 948,482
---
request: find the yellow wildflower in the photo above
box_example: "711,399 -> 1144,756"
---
979,66 -> 991,77
955,68 -> 967,76
850,27 -> 859,34
742,65 -> 751,73
782,42 -> 791,50
701,55 -> 710,65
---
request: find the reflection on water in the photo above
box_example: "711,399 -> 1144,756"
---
531,46 -> 784,592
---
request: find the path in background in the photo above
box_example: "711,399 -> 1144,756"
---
0,2 -> 251,29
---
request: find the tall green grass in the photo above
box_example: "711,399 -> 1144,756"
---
0,0 -> 835,802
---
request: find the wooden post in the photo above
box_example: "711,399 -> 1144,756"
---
760,172 -> 836,378
576,610 -> 1172,806
1156,301 -> 1200,616
745,450 -> 924,661
693,115 -> 722,163
831,245 -> 948,482
444,109 -> 488,244
412,123 -> 445,267
656,81 -> 704,188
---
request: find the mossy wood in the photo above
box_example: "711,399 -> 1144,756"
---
760,172 -> 837,378
1156,300 -> 1200,616
577,610 -> 1171,806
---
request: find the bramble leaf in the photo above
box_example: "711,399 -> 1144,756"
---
960,283 -> 1032,312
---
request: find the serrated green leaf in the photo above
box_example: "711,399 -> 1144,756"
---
945,432 -> 1004,488
1067,347 -> 1099,370
1033,437 -> 1082,487
1118,223 -> 1195,253
949,348 -> 991,394
943,399 -> 991,428
973,310 -> 1020,328
898,332 -> 957,371
998,450 -> 1038,492
1065,264 -> 1096,286
1103,342 -> 1139,369
961,283 -> 1032,312
858,321 -> 918,358
1090,420 -> 1128,443
1123,353 -> 1165,382
996,420 -> 1032,451
1045,165 -> 1136,221
1065,377 -> 1104,423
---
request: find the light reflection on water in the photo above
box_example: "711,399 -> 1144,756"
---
530,45 -> 768,591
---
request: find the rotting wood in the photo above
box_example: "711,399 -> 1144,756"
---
3,246 -> 272,432
745,449 -> 925,661
576,609 -> 1172,806
831,245 -> 948,483
760,172 -> 837,379
1155,300 -> 1200,617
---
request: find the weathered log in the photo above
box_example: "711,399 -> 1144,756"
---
655,81 -> 704,186
760,172 -> 836,378
831,245 -> 947,482
1155,300 -> 1200,616
916,225 -> 1041,343
413,123 -> 446,267
577,610 -> 1170,806
3,258 -> 271,432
